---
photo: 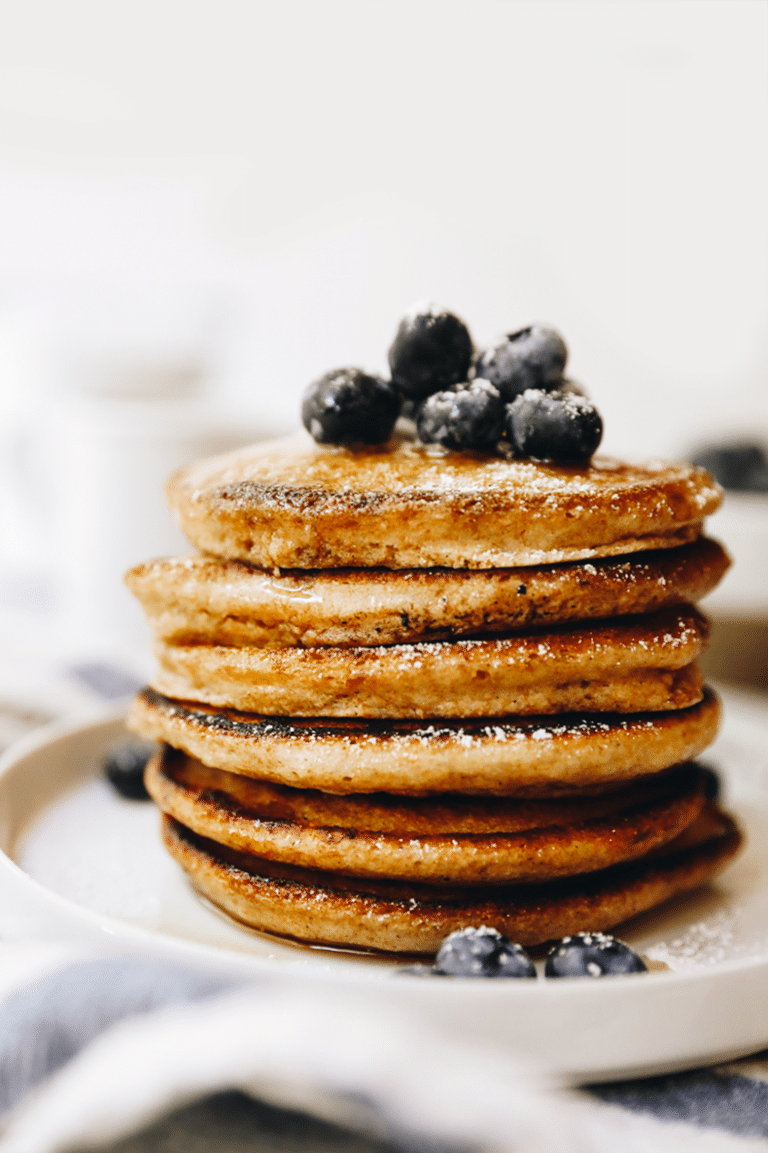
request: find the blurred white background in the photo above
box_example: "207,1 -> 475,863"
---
0,0 -> 765,680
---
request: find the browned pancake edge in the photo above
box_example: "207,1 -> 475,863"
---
151,607 -> 708,718
126,537 -> 729,648
129,686 -> 721,795
161,807 -> 742,953
146,754 -> 706,884
167,432 -> 720,569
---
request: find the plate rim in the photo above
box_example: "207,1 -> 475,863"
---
5,702 -> 768,1081
0,704 -> 766,989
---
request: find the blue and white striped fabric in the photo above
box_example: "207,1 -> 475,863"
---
1,948 -> 767,1153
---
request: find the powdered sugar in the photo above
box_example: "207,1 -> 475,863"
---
644,908 -> 768,971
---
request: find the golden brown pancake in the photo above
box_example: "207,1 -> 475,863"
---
129,686 -> 721,796
151,606 -> 708,718
161,806 -> 742,952
167,431 -> 720,570
148,749 -> 703,834
128,425 -> 734,953
126,537 -> 729,648
146,752 -> 705,884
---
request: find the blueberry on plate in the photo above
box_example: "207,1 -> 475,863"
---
302,367 -> 401,446
475,324 -> 567,401
544,932 -> 647,978
103,740 -> 155,800
416,380 -> 504,452
505,389 -> 603,465
433,927 -> 537,978
388,303 -> 473,402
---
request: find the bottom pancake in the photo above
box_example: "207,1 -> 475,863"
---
162,807 -> 742,954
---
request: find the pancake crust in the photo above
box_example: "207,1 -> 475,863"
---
129,687 -> 721,795
167,432 -> 720,569
147,754 -> 704,884
152,606 -> 708,718
150,750 -> 703,834
162,807 -> 742,952
127,537 -> 729,648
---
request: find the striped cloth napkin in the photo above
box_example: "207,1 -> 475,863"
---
0,944 -> 767,1153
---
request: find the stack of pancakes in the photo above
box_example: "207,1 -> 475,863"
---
127,432 -> 741,954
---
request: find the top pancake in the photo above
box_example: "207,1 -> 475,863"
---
167,431 -> 722,569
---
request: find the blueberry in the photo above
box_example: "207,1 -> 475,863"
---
475,324 -> 567,401
416,380 -> 504,452
388,303 -> 473,402
433,927 -> 536,978
544,932 -> 647,978
302,368 -> 400,446
103,740 -> 155,800
505,389 -> 603,465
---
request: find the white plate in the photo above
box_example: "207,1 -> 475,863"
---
2,686 -> 768,1083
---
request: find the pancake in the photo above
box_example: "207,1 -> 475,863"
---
148,749 -> 704,834
167,431 -> 721,570
126,537 -> 730,648
129,686 -> 721,795
130,415 -> 734,953
151,606 -> 708,718
161,805 -> 742,952
146,753 -> 705,884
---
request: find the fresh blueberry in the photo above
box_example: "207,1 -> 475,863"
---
475,324 -> 567,401
544,932 -> 647,978
302,368 -> 400,446
433,927 -> 537,978
103,740 -> 155,800
388,303 -> 473,402
505,389 -> 603,465
416,380 -> 504,452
